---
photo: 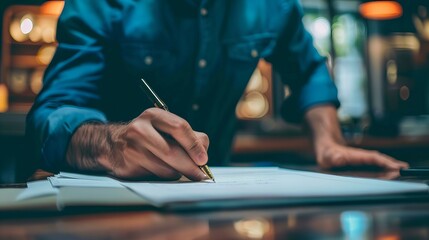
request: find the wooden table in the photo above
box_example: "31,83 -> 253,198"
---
1,203 -> 429,239
1,167 -> 429,240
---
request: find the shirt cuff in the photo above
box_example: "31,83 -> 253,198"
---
41,106 -> 107,172
299,64 -> 340,112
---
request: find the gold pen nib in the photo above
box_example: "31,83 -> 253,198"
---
199,165 -> 215,182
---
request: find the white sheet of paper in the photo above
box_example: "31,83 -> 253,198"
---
16,180 -> 59,201
122,167 -> 429,205
57,172 -> 119,182
48,177 -> 124,188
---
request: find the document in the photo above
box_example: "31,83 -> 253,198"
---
16,180 -> 59,201
48,177 -> 124,188
4,167 -> 428,212
56,172 -> 119,182
46,171 -> 124,188
122,167 -> 429,207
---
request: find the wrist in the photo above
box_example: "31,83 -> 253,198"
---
313,135 -> 346,154
304,105 -> 346,153
66,123 -> 127,173
98,124 -> 127,173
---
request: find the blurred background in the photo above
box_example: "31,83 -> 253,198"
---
0,0 -> 429,183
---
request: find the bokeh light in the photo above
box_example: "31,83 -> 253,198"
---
20,15 -> 33,34
360,1 -> 402,20
30,69 -> 44,94
37,45 -> 56,65
10,19 -> 27,42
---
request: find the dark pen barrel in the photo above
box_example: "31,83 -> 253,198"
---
139,78 -> 215,182
139,79 -> 169,111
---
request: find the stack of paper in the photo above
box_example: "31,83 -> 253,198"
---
16,172 -> 125,201
4,167 -> 428,211
121,167 -> 429,209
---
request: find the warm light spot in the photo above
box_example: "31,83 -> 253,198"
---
377,235 -> 400,240
0,84 -> 8,112
37,45 -> 56,65
42,27 -> 55,43
10,19 -> 27,42
234,218 -> 271,239
20,17 -> 33,34
387,60 -> 397,84
236,91 -> 269,119
29,26 -> 42,42
360,1 -> 403,20
287,214 -> 297,228
247,69 -> 264,92
399,86 -> 410,101
40,1 -> 65,16
8,70 -> 28,94
30,69 -> 44,94
284,85 -> 291,98
247,69 -> 269,93
389,33 -> 420,51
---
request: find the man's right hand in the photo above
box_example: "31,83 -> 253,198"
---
66,108 -> 209,181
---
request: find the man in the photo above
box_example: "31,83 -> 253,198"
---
26,0 -> 408,181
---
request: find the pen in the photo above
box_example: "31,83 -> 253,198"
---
139,78 -> 215,182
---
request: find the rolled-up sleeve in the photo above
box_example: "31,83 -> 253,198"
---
26,0 -> 117,172
266,0 -> 340,123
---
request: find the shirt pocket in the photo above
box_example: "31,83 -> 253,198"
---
224,35 -> 276,62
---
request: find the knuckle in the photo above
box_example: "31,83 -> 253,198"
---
141,108 -> 157,119
200,133 -> 209,146
127,124 -> 147,140
171,118 -> 190,132
188,139 -> 207,162
188,139 -> 201,152
331,153 -> 345,166
126,121 -> 139,132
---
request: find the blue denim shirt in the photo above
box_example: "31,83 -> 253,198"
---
26,0 -> 339,172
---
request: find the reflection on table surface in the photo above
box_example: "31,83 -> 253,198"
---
1,167 -> 429,240
1,203 -> 429,240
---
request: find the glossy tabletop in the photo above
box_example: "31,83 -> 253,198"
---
1,167 -> 429,240
2,203 -> 429,239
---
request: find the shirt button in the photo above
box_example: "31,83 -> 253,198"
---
251,49 -> 259,58
200,8 -> 208,16
192,104 -> 200,111
198,59 -> 207,68
144,56 -> 153,65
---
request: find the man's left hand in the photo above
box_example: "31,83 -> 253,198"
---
315,141 -> 409,170
305,105 -> 409,170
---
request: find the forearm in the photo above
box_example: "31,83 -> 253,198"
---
66,123 -> 126,172
304,104 -> 345,149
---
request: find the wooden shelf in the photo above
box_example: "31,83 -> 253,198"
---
11,55 -> 46,68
